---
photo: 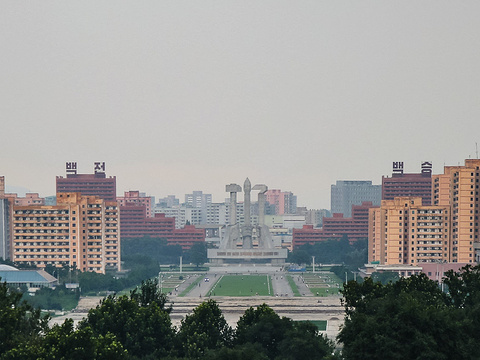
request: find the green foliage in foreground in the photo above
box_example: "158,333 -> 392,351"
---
0,277 -> 336,360
22,285 -> 80,311
338,265 -> 480,360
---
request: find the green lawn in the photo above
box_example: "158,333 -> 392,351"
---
208,275 -> 273,296
302,272 -> 343,296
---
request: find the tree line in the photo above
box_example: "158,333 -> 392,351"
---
338,264 -> 480,359
288,236 -> 367,270
3,264 -> 480,358
0,278 -> 337,360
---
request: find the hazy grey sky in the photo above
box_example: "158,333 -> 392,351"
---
1,1 -> 480,209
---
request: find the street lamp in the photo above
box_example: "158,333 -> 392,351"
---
158,272 -> 163,294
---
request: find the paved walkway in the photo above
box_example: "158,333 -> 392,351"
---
271,273 -> 294,297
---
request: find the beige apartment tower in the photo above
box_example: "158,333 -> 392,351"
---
369,197 -> 450,265
433,159 -> 480,263
12,193 -> 120,274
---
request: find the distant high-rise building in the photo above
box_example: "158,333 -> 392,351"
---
56,161 -> 116,201
382,161 -> 433,205
0,177 -> 9,260
305,209 -> 331,227
157,195 -> 180,208
154,206 -> 204,229
117,191 -> 154,218
185,191 -> 212,208
0,198 -> 10,260
184,191 -> 212,224
265,190 -> 297,215
293,202 -> 373,249
0,176 -> 4,198
206,203 -> 228,225
331,180 -> 381,217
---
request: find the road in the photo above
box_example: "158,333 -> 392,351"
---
271,273 -> 294,297
183,274 -> 217,298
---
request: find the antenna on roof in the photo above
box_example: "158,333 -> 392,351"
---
476,142 -> 479,159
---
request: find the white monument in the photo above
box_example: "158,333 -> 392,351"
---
208,178 -> 288,264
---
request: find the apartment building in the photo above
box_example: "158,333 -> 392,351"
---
382,173 -> 432,205
117,191 -> 154,218
56,162 -> 116,201
4,193 -> 45,206
12,192 -> 120,274
433,159 -> 480,263
368,197 -> 450,265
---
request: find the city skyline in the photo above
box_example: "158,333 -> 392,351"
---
1,158 -> 469,210
2,2 -> 480,209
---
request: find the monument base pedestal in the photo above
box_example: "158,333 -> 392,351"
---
208,248 -> 288,265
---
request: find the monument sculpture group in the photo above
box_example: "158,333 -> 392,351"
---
207,178 -> 288,264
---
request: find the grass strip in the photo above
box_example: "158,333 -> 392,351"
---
178,275 -> 203,297
286,275 -> 301,297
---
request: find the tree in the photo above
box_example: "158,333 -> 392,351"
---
370,271 -> 399,285
276,321 -> 338,360
235,304 -> 336,360
176,299 -> 233,359
22,284 -> 80,311
294,236 -> 367,269
121,236 -> 183,265
79,279 -> 174,359
443,264 -> 480,308
337,273 -> 475,360
203,343 -> 269,360
0,279 -> 50,357
288,249 -> 310,265
130,278 -> 171,311
3,319 -> 128,360
188,241 -> 207,268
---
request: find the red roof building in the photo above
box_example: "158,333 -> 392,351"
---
120,205 -> 175,239
382,173 -> 432,205
56,173 -> 117,202
292,201 -> 372,249
167,225 -> 206,250
117,191 -> 154,218
120,204 -> 205,250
